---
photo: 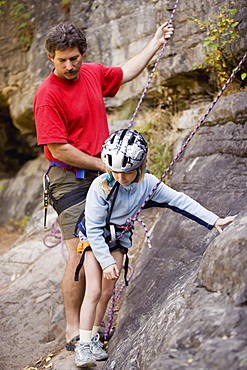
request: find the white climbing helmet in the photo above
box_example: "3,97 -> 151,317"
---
102,129 -> 148,173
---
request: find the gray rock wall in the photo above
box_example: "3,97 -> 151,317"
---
0,1 -> 246,369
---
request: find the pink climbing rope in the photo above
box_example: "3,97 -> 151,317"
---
103,264 -> 134,341
43,218 -> 62,248
128,0 -> 180,128
43,218 -> 67,262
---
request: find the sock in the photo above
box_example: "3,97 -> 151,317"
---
79,329 -> 92,343
92,325 -> 100,336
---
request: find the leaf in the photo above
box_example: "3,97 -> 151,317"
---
19,22 -> 28,28
229,8 -> 237,15
211,43 -> 218,50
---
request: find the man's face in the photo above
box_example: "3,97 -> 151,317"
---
49,47 -> 84,80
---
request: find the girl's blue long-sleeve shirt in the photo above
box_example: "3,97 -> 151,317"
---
85,173 -> 219,270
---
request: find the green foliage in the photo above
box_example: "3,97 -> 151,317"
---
241,72 -> 247,81
191,1 -> 245,86
0,0 -> 6,16
10,0 -> 33,51
5,215 -> 31,231
0,184 -> 6,193
61,0 -> 71,14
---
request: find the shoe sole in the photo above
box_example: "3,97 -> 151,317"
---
95,354 -> 108,361
75,360 -> 97,368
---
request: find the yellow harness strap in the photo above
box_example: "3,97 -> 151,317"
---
77,241 -> 90,253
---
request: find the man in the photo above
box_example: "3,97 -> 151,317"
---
34,21 -> 173,351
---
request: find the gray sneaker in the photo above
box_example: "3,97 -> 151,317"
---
91,333 -> 109,360
75,342 -> 97,368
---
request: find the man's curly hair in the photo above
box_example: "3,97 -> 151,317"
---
45,23 -> 87,58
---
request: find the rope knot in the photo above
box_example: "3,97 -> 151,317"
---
116,218 -> 135,240
125,217 -> 136,229
116,216 -> 152,249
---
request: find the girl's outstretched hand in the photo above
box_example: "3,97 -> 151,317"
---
214,215 -> 237,234
103,264 -> 119,280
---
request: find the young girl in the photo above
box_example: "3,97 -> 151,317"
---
74,129 -> 235,368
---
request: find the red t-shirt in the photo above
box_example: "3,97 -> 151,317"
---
34,63 -> 123,162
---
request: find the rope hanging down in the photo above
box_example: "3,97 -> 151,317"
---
120,51 -> 247,247
128,0 -> 180,128
103,264 -> 134,341
43,219 -> 67,261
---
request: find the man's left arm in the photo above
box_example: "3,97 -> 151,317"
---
121,22 -> 174,84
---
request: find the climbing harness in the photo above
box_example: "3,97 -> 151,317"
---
43,161 -> 99,228
74,181 -> 130,286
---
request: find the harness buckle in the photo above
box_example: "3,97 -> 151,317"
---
109,224 -> 116,245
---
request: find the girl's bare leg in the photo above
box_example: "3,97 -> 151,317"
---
79,251 -> 102,330
94,250 -> 124,326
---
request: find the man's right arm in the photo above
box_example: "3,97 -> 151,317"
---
47,143 -> 106,172
121,22 -> 174,84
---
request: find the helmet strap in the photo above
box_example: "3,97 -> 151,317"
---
133,168 -> 141,183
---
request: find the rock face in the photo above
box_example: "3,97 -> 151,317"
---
0,1 -> 247,369
0,154 -> 47,226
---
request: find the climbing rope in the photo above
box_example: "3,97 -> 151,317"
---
128,0 -> 180,128
103,264 -> 134,342
119,51 -> 247,245
43,218 -> 67,262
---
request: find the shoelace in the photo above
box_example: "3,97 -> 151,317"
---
77,342 -> 93,358
91,333 -> 103,349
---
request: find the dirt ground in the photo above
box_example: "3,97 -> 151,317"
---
0,227 -> 22,255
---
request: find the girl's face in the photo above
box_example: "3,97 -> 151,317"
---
112,170 -> 137,186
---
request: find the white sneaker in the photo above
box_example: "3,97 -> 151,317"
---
75,342 -> 97,368
91,333 -> 108,360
